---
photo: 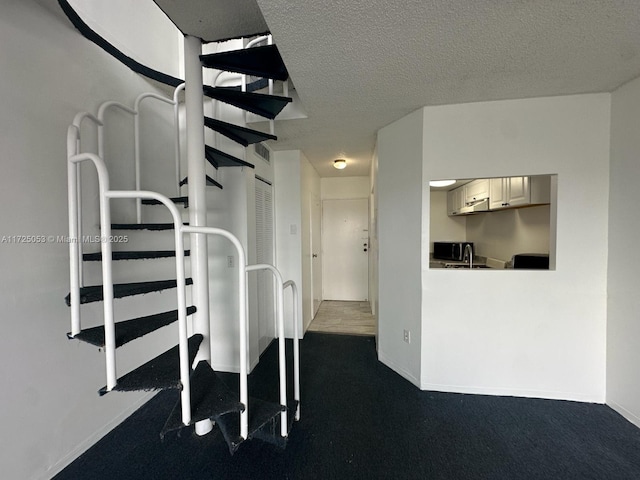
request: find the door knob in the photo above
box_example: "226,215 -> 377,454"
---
363,248 -> 368,252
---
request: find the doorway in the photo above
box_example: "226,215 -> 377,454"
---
322,198 -> 369,301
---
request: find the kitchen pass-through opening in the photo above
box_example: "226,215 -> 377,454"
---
428,174 -> 557,271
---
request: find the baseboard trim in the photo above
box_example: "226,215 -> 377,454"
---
420,381 -> 604,404
39,392 -> 155,480
378,350 -> 420,388
608,400 -> 640,429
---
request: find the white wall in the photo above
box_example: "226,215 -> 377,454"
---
421,94 -> 610,402
67,0 -> 183,78
607,75 -> 640,427
465,205 -> 551,262
429,190 -> 466,246
273,151 -> 304,337
320,176 -> 370,199
377,109 -> 424,386
369,147 -> 379,318
300,153 -> 321,330
0,2 -> 183,479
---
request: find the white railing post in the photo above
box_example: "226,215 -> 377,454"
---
173,84 -> 186,197
134,93 -> 178,224
68,113 -> 103,335
69,153 -> 117,390
267,34 -> 275,136
183,226 -> 250,440
284,280 -> 301,420
246,264 -> 288,437
108,190 -> 192,425
67,126 -> 81,337
97,101 -> 137,161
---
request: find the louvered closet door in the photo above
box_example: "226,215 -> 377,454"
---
256,179 -> 275,353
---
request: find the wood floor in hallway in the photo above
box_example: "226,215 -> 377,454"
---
307,300 -> 376,336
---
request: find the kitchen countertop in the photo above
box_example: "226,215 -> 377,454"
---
429,255 -> 508,269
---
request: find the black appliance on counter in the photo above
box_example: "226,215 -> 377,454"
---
511,253 -> 549,269
433,242 -> 474,262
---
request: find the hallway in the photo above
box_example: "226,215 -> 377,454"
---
307,301 -> 376,336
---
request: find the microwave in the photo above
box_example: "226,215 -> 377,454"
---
433,242 -> 474,262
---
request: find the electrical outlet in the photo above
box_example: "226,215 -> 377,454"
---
403,329 -> 411,344
227,255 -> 234,268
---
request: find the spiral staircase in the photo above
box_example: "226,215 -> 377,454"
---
60,0 -> 300,454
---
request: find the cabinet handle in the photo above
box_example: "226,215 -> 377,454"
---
502,202 -> 509,206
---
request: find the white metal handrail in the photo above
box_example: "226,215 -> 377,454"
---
246,264 -> 288,437
69,113 -> 103,292
173,83 -> 185,197
134,92 -> 178,223
283,280 -> 301,421
67,147 -> 193,423
182,225 -> 250,439
96,91 -> 184,224
97,101 -> 137,163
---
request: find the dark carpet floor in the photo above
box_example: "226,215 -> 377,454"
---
55,332 -> 640,480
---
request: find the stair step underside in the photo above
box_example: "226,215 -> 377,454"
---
205,145 -> 254,170
202,85 -> 291,120
213,397 -> 287,454
99,334 -> 203,396
67,306 -> 197,348
65,278 -> 193,306
82,250 -> 190,261
141,196 -> 188,206
200,45 -> 288,81
161,361 -> 244,438
179,175 -> 223,189
204,117 -> 276,147
111,223 -> 187,231
251,400 -> 299,450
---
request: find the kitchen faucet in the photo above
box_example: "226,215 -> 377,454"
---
463,244 -> 473,268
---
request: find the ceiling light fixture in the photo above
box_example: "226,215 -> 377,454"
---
333,159 -> 347,170
429,179 -> 456,188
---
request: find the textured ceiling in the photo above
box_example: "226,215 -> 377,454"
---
158,0 -> 640,177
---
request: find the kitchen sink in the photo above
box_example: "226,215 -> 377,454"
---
444,263 -> 490,269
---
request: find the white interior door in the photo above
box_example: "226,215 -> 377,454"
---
311,192 -> 322,317
322,198 -> 369,301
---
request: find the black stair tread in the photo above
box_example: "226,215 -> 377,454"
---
251,400 -> 299,449
179,175 -> 223,190
204,117 -> 277,147
205,145 -> 254,170
141,196 -> 189,206
213,397 -> 287,454
68,306 -> 196,348
65,278 -> 193,306
99,334 -> 203,396
202,85 -> 291,120
200,45 -> 288,81
83,250 -> 190,261
111,223 -> 188,231
161,361 -> 244,438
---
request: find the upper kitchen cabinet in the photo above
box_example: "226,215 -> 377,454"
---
447,187 -> 466,215
489,175 -> 551,211
464,179 -> 490,204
